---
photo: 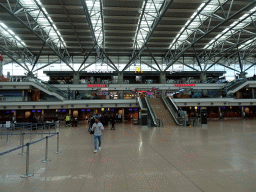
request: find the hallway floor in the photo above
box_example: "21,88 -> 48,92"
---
0,119 -> 256,192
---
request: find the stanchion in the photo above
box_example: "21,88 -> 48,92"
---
48,124 -> 50,134
20,143 -> 34,178
19,132 -> 22,146
36,123 -> 38,133
55,132 -> 61,154
5,132 -> 9,143
1,127 -> 2,139
30,124 -> 32,142
41,124 -> 44,138
19,133 -> 26,155
42,136 -> 51,163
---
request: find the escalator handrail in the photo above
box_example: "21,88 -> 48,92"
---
162,96 -> 183,126
145,97 -> 158,127
137,97 -> 143,109
27,77 -> 67,98
169,96 -> 179,112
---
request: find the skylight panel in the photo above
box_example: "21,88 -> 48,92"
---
133,0 -> 165,52
0,22 -> 26,47
169,0 -> 229,50
84,0 -> 104,48
19,0 -> 67,47
204,5 -> 256,50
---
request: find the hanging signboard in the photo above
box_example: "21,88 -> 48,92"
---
174,84 -> 196,87
87,84 -> 106,87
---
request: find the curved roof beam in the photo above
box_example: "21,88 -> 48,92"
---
122,0 -> 173,72
0,22 -> 32,71
0,0 -> 74,71
164,0 -> 256,71
184,5 -> 256,71
203,5 -> 256,50
80,0 -> 118,71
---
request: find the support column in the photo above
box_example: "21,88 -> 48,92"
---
181,78 -> 186,84
0,61 -> 3,76
200,73 -> 207,83
119,91 -> 124,99
160,72 -> 166,84
73,73 -> 80,84
122,108 -> 124,123
239,72 -> 246,79
118,72 -> 123,84
22,90 -> 25,102
200,73 -> 208,96
252,88 -> 255,99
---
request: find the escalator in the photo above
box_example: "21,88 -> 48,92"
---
138,97 -> 158,127
26,77 -> 67,100
211,78 -> 248,98
161,96 -> 184,126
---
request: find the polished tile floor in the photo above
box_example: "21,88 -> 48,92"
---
0,119 -> 256,192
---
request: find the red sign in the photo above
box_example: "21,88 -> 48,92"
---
87,84 -> 106,87
174,84 -> 196,87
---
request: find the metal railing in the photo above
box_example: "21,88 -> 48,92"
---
0,128 -> 61,178
26,77 -> 67,99
145,97 -> 158,127
162,96 -> 183,126
137,97 -> 143,109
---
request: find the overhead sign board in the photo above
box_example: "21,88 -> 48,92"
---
174,84 -> 196,87
87,84 -> 106,87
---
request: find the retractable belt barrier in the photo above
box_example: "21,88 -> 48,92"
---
0,132 -> 61,178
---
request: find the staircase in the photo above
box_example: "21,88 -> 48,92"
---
148,98 -> 176,126
26,77 -> 67,100
211,79 -> 248,98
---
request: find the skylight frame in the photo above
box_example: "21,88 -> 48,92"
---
132,0 -> 165,55
204,6 -> 256,50
19,0 -> 68,48
168,0 -> 229,51
84,0 -> 104,48
0,22 -> 27,48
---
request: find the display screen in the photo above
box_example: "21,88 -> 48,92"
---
87,109 -> 90,112
111,109 -> 114,112
37,110 -> 41,113
62,109 -> 66,112
32,110 -> 36,113
129,108 -> 132,111
81,109 -> 85,112
134,108 -> 138,111
6,111 -> 10,113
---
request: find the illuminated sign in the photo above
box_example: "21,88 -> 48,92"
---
135,67 -> 143,73
87,71 -> 113,73
87,84 -> 106,87
174,84 -> 196,87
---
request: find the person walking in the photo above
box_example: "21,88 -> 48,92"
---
110,114 -> 116,130
92,118 -> 104,153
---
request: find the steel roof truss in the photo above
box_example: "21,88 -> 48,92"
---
0,1 -> 74,71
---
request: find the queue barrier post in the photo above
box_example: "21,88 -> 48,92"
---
19,133 -> 26,155
5,132 -> 9,143
42,136 -> 51,163
30,124 -> 32,142
55,132 -> 61,154
20,143 -> 34,178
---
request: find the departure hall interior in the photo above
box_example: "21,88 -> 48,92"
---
0,0 -> 256,191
